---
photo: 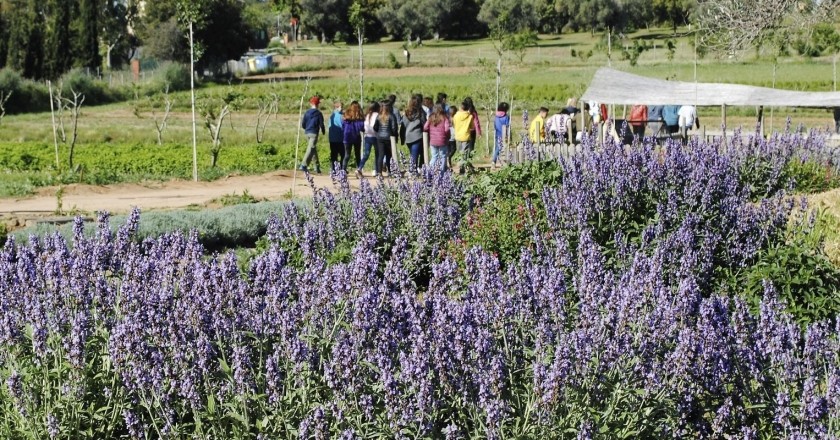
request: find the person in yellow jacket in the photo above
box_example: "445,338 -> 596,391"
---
452,99 -> 482,174
529,107 -> 548,144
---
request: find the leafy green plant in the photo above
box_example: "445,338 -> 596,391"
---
13,200 -> 300,253
387,52 -> 402,69
665,39 -> 677,61
785,159 -> 840,194
455,197 -> 546,267
216,189 -> 261,206
466,160 -> 563,202
719,209 -> 840,325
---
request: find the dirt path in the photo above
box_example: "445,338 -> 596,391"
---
0,170 -> 346,220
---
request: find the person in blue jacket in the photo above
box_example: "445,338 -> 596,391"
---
327,100 -> 344,171
492,102 -> 510,168
648,105 -> 665,137
300,96 -> 325,173
662,105 -> 680,135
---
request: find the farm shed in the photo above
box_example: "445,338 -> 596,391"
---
581,68 -> 840,107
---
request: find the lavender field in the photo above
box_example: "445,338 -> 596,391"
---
1,127 -> 839,439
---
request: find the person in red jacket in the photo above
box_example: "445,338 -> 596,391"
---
629,104 -> 648,137
424,103 -> 451,170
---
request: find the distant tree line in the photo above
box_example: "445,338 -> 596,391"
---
0,0 -> 836,81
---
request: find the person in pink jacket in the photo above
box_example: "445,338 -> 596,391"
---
424,103 -> 451,170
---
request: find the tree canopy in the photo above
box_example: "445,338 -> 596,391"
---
0,0 -> 835,80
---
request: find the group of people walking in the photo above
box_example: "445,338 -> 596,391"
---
299,93 -> 497,176
299,94 -> 715,176
633,104 -> 699,141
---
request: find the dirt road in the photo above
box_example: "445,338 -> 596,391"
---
0,170 -> 345,218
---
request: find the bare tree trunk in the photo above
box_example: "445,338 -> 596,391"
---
0,90 -> 11,125
151,85 -> 173,145
52,88 -> 85,170
205,104 -> 231,168
358,27 -> 364,103
255,93 -> 278,143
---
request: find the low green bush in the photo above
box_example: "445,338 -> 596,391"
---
59,69 -> 131,105
785,158 -> 840,194
0,142 -> 297,196
0,69 -> 50,114
451,197 -> 546,267
466,160 -> 563,202
12,200 -> 302,252
718,209 -> 840,325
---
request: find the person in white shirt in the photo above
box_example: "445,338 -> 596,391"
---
357,101 -> 380,177
678,105 -> 699,144
545,109 -> 572,144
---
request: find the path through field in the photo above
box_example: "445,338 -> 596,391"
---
0,170 -> 347,221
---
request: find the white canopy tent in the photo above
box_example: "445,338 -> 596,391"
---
581,68 -> 840,107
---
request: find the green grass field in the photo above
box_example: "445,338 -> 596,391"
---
1,27 -> 838,197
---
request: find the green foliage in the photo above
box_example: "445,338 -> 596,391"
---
456,197 -> 546,267
161,62 -> 192,92
59,69 -> 129,106
720,209 -> 840,325
375,0 -> 481,40
0,68 -> 49,114
13,200 -> 298,252
466,160 -> 563,202
502,29 -> 539,63
785,159 -> 840,194
793,23 -> 840,58
75,0 -> 101,70
0,142 -> 296,197
386,52 -> 402,69
479,0 -> 539,34
216,189 -> 262,206
0,222 -> 6,246
621,39 -> 649,66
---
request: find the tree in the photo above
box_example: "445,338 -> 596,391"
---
651,0 -> 693,33
375,0 -> 481,40
555,0 -> 622,34
195,0 -> 251,70
138,0 -> 250,70
349,0 -> 365,102
695,0 -> 840,55
101,0 -> 138,70
77,0 -> 102,71
478,0 -> 539,33
201,88 -> 241,167
6,0 -> 45,79
299,0 -> 352,42
0,3 -> 9,69
44,0 -> 72,79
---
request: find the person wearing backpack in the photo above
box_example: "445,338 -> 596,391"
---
300,96 -> 325,174
327,100 -> 344,171
401,95 -> 427,174
373,100 -> 398,176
